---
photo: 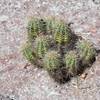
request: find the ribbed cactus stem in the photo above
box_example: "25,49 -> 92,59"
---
46,19 -> 53,33
43,51 -> 61,71
22,42 -> 36,63
27,18 -> 39,40
76,40 -> 96,64
54,20 -> 71,45
35,36 -> 48,58
65,51 -> 79,75
46,18 -> 56,34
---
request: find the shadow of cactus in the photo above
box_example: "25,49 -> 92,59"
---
22,17 -> 96,84
48,67 -> 70,84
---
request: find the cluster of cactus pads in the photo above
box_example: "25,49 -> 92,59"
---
22,17 -> 96,84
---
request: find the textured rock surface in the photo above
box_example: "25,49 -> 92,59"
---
0,0 -> 100,100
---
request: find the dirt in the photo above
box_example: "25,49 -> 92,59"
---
0,0 -> 100,100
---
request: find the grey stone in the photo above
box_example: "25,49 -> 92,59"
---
0,15 -> 9,22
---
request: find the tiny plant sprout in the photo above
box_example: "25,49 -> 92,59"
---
65,51 -> 79,75
76,40 -> 96,65
43,51 -> 61,71
34,36 -> 48,58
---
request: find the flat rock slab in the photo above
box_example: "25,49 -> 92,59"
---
0,0 -> 100,100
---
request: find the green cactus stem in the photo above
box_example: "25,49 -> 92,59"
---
65,51 -> 79,75
76,40 -> 96,65
43,51 -> 61,71
54,20 -> 71,45
45,18 -> 56,34
27,18 -> 39,41
34,36 -> 48,58
22,42 -> 36,63
38,19 -> 47,34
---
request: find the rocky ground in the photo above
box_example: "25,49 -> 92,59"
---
0,0 -> 100,100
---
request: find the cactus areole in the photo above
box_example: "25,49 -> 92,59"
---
22,17 -> 96,84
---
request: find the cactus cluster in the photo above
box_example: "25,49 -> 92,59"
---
22,17 -> 96,84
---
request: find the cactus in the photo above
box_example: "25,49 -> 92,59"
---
34,36 -> 48,58
65,51 -> 79,75
76,40 -> 96,65
27,18 -> 39,40
38,19 -> 47,34
45,19 -> 53,33
54,20 -> 71,45
22,17 -> 97,83
43,51 -> 61,71
22,42 -> 36,63
27,18 -> 47,41
45,18 -> 57,34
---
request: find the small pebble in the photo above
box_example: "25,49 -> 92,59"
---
0,15 -> 9,22
80,73 -> 88,79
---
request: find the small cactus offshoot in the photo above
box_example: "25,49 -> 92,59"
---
34,36 -> 48,58
43,51 -> 61,71
22,17 -> 97,84
65,51 -> 79,75
76,40 -> 96,65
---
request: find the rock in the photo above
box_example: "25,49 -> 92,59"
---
96,70 -> 100,76
93,0 -> 100,4
80,73 -> 88,80
0,15 -> 9,22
